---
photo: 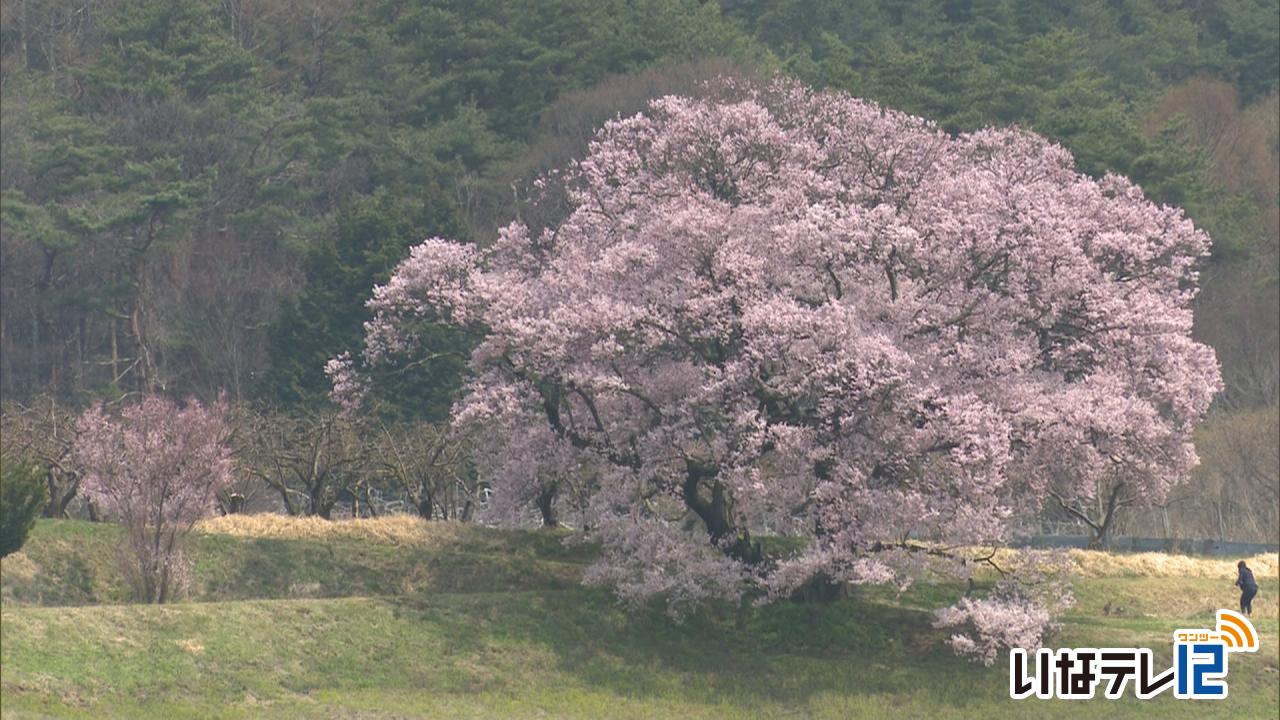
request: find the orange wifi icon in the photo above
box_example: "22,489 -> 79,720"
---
1216,609 -> 1259,652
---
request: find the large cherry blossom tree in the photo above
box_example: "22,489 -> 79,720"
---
332,80 -> 1220,656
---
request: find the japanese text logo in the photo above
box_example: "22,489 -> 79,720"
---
1010,609 -> 1259,700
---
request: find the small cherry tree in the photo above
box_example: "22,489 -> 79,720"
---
74,395 -> 233,603
333,79 -> 1221,657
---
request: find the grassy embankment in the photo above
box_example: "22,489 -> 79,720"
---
1,516 -> 1277,719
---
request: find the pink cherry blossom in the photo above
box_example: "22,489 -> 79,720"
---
74,395 -> 234,602
338,79 -> 1220,651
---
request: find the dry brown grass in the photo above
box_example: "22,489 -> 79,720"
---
1063,548 -> 1278,579
0,551 -> 40,583
195,515 -> 1278,583
981,547 -> 1279,579
195,513 -> 474,547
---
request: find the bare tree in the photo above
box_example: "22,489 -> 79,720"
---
0,395 -> 85,518
235,407 -> 372,518
376,421 -> 473,520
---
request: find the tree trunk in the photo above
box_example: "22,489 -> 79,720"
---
43,472 -> 64,518
682,459 -> 761,564
1087,484 -> 1125,550
275,483 -> 299,516
536,484 -> 559,528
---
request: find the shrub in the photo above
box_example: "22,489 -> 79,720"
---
1,458 -> 46,558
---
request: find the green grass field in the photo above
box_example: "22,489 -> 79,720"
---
2,519 -> 1277,719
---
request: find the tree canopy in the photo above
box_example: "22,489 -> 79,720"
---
337,82 -> 1221,657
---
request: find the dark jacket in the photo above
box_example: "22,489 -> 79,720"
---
1236,566 -> 1257,591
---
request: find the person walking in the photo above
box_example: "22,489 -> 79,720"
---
1236,560 -> 1258,616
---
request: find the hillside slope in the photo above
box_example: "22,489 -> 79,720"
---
1,519 -> 1277,719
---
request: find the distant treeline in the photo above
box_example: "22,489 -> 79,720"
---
1,1 -> 1276,540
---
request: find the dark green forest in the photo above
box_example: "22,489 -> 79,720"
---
1,1 -> 1277,538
